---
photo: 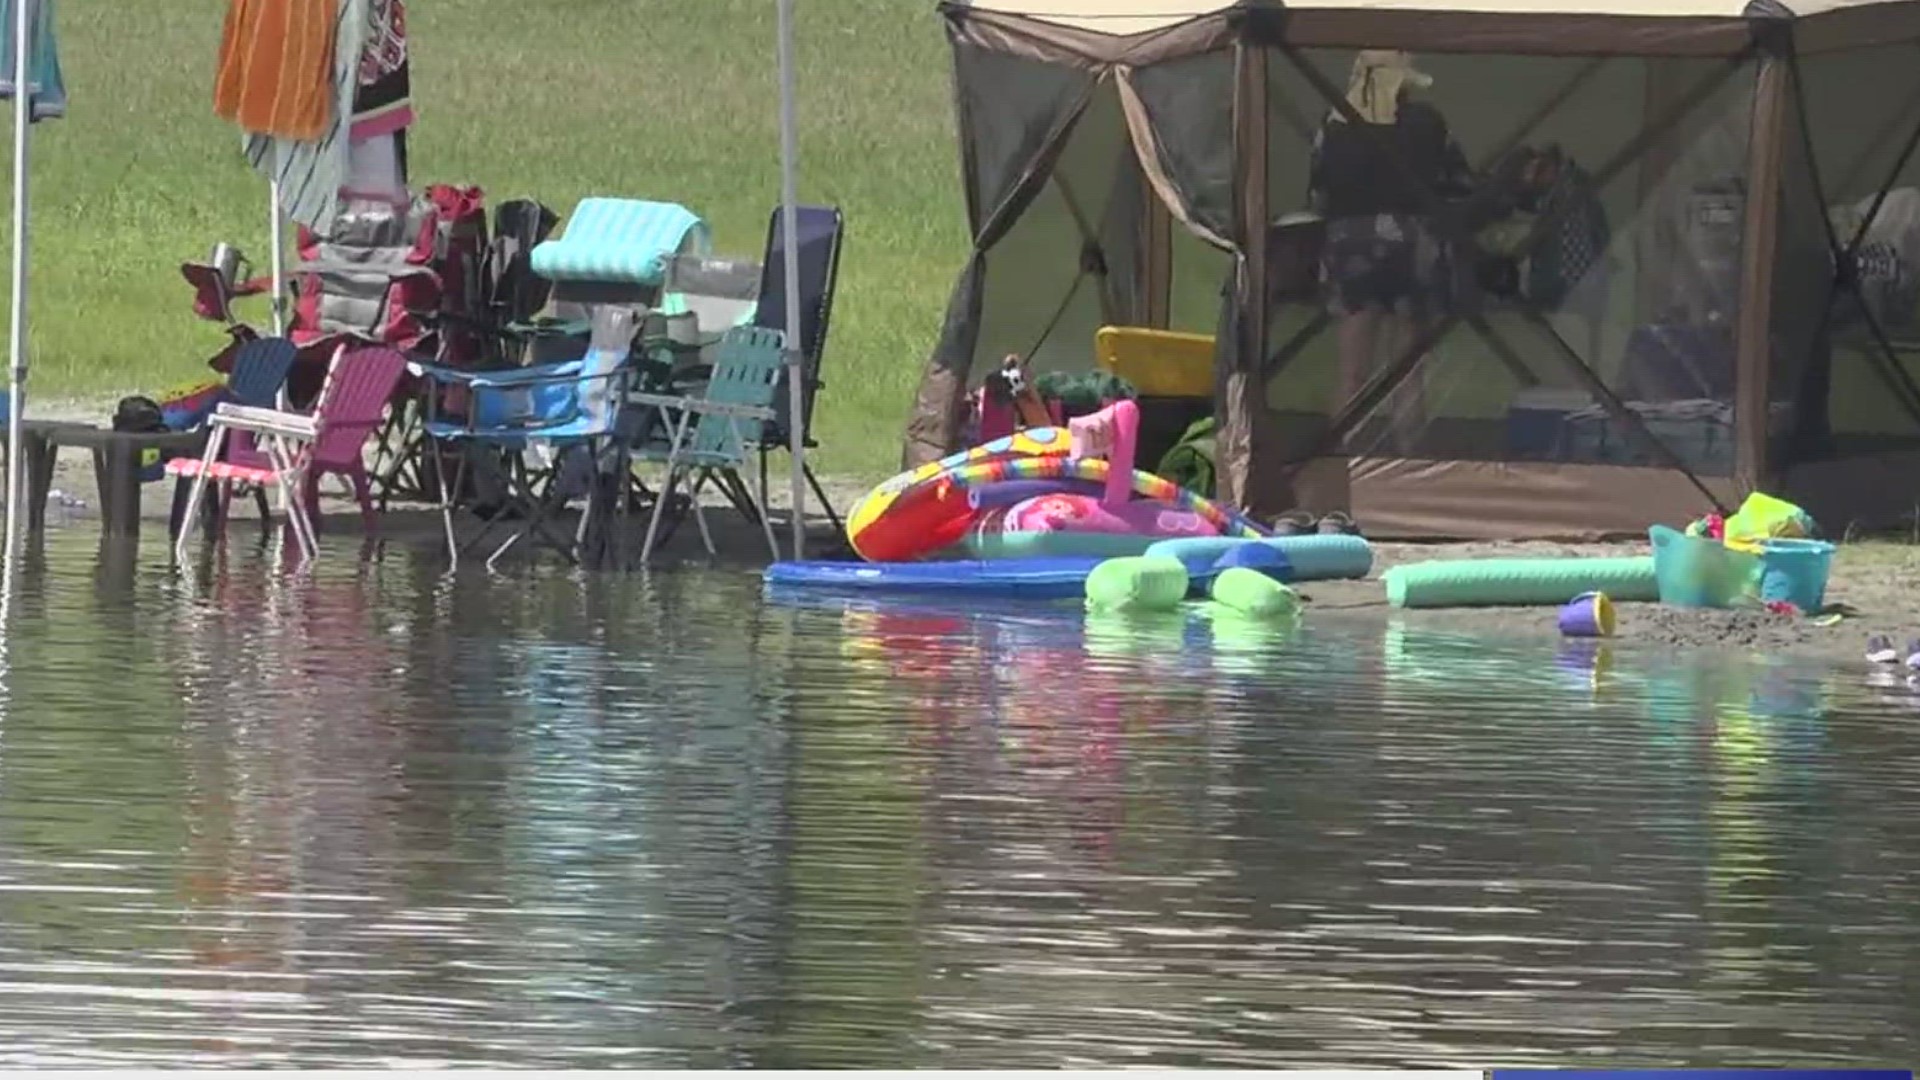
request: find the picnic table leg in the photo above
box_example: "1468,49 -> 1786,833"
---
101,442 -> 148,541
23,431 -> 56,532
98,441 -> 145,541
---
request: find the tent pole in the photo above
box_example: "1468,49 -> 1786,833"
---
776,0 -> 804,560
1734,46 -> 1788,495
1217,37 -> 1271,514
3,0 -> 35,598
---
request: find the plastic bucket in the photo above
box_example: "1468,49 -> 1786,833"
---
1756,538 -> 1836,612
1650,524 -> 1761,608
1557,591 -> 1616,637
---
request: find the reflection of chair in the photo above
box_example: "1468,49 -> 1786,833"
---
418,307 -> 640,569
631,326 -> 786,564
749,205 -> 844,535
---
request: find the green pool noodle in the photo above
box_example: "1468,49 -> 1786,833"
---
1084,555 -> 1190,612
1208,566 -> 1301,618
1381,556 -> 1660,609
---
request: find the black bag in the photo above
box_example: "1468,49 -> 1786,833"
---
111,395 -> 168,434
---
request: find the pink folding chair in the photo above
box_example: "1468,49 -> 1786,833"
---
170,346 -> 410,560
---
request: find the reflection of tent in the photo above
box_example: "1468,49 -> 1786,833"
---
908,0 -> 1920,539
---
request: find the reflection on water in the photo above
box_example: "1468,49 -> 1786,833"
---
0,538 -> 1914,1065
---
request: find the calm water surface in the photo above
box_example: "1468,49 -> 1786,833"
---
0,535 -> 1915,1066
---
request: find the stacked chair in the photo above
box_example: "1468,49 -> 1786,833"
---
414,195 -> 846,569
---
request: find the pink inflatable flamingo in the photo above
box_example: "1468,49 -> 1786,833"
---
1069,398 -> 1141,508
1001,399 -> 1217,540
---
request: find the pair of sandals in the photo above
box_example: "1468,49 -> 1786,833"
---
1866,635 -> 1920,668
1271,510 -> 1362,537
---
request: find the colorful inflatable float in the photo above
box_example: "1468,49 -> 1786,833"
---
772,398 -> 1373,601
846,400 -> 1264,563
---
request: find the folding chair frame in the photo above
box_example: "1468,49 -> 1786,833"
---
628,392 -> 779,566
418,361 -> 638,571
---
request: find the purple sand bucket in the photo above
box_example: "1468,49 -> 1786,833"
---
1558,591 -> 1616,637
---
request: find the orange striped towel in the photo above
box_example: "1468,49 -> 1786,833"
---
213,0 -> 339,140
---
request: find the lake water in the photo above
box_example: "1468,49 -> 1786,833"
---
0,535 -> 1915,1067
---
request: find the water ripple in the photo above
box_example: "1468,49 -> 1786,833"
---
0,539 -> 1911,1064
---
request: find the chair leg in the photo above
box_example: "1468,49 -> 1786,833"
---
735,467 -> 780,562
690,469 -> 715,557
172,427 -> 228,564
174,471 -> 212,565
251,485 -> 271,524
640,466 -> 681,565
303,474 -> 323,538
441,447 -> 467,568
805,462 -> 844,539
348,466 -> 377,537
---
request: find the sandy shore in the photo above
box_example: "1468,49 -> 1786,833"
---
18,400 -> 1912,664
1303,539 -> 1918,662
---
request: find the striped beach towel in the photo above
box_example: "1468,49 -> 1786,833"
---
242,0 -> 366,231
214,0 -> 338,141
0,0 -> 64,122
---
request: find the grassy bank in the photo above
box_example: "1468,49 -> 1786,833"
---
12,0 -> 965,482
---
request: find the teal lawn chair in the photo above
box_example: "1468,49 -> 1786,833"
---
628,326 -> 786,564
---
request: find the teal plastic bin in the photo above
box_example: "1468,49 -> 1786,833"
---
1757,538 -> 1835,612
1650,524 -> 1761,608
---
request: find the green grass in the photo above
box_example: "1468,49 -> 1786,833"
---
11,0 -> 966,482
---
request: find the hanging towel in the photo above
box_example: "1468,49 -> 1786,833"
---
1157,415 -> 1217,499
353,0 -> 412,139
0,0 -> 65,122
214,0 -> 339,141
242,0 -> 365,231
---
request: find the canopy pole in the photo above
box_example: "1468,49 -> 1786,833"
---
3,0 -> 36,598
776,0 -> 804,560
268,167 -> 286,337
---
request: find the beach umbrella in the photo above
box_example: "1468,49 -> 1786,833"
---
776,0 -> 805,559
1,0 -> 63,596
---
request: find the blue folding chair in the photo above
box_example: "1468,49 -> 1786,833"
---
416,307 -> 640,569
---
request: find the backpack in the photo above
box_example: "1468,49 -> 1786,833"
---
112,395 -> 167,434
112,395 -> 171,483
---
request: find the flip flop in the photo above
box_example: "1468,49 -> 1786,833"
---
1867,634 -> 1899,663
1270,510 -> 1316,536
1316,510 -> 1362,536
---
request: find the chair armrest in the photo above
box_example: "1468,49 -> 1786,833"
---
211,403 -> 319,440
627,392 -> 775,423
410,359 -> 587,387
294,261 -> 438,279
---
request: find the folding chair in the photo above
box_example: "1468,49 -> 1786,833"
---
166,335 -> 300,538
630,326 -> 787,565
417,306 -> 640,570
171,346 -> 409,563
749,205 -> 844,537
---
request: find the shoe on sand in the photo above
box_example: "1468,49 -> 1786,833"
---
1316,510 -> 1363,536
1867,634 -> 1899,663
1270,510 -> 1316,536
